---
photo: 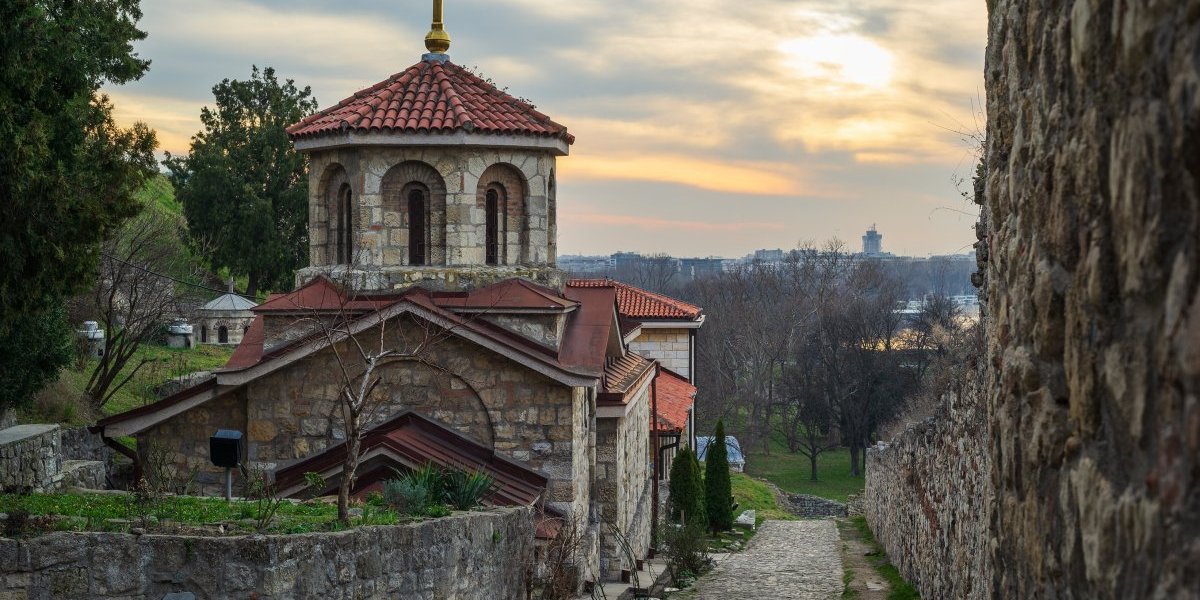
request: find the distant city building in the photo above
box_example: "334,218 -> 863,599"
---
863,225 -> 883,255
753,248 -> 785,263
679,257 -> 729,279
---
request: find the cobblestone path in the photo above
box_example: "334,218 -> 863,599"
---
686,520 -> 843,600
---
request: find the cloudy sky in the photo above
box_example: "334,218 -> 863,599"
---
106,0 -> 986,258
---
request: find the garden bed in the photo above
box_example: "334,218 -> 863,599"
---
0,490 -> 425,537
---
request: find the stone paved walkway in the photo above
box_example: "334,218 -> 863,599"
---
685,520 -> 843,600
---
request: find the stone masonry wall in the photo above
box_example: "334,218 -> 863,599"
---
595,385 -> 653,580
864,369 -> 991,600
0,507 -> 533,600
983,0 -> 1199,597
0,425 -> 61,493
629,329 -> 691,380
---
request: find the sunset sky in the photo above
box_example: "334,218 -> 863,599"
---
106,0 -> 987,258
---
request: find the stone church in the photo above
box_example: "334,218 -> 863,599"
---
95,3 -> 702,587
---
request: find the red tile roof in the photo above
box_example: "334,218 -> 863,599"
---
287,59 -> 573,144
654,368 -> 695,433
568,279 -> 702,321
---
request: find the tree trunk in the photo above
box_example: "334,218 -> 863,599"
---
246,271 -> 259,299
810,452 -> 819,481
849,444 -> 861,477
337,435 -> 361,524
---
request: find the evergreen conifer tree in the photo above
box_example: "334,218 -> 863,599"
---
705,421 -> 734,533
668,447 -> 707,526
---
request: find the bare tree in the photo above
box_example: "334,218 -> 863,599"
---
85,206 -> 204,410
615,253 -> 680,294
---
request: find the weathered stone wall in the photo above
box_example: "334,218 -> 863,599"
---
629,329 -> 691,380
58,426 -> 113,464
0,425 -> 61,493
0,507 -> 533,600
865,372 -> 991,600
595,385 -> 653,580
983,0 -> 1199,596
785,494 -> 846,518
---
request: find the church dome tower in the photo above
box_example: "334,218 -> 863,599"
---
288,1 -> 571,291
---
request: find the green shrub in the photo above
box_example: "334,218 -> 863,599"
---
443,469 -> 494,510
668,447 -> 706,527
382,478 -> 430,516
661,520 -> 711,586
404,464 -> 445,501
705,421 -> 734,533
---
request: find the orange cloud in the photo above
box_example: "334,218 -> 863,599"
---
559,155 -> 801,196
565,213 -> 787,233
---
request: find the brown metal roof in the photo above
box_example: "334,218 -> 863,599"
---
598,353 -> 656,405
273,411 -> 548,509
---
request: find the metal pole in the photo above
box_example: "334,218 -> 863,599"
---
225,467 -> 232,501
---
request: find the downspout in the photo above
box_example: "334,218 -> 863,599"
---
91,426 -> 143,484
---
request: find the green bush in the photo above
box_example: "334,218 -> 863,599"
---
705,421 -> 734,533
382,478 -> 431,516
443,469 -> 494,510
661,520 -> 711,586
668,447 -> 706,527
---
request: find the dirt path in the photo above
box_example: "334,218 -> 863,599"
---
837,519 -> 890,600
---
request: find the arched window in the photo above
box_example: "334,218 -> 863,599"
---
485,188 -> 501,265
218,326 -> 229,344
200,325 -> 208,343
336,184 -> 353,264
408,188 -> 427,265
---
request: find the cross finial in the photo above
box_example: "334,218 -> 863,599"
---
227,277 -> 235,294
425,0 -> 451,55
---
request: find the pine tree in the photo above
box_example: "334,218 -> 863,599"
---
668,447 -> 706,526
705,420 -> 734,533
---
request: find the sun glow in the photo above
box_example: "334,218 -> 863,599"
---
777,34 -> 896,89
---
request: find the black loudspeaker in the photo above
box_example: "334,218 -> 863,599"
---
210,429 -> 243,468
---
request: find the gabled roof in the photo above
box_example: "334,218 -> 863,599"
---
287,59 -> 573,144
433,279 -> 578,312
654,368 -> 695,432
95,278 -> 626,436
568,279 -> 702,321
273,410 -> 548,508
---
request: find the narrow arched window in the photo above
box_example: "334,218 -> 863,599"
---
408,188 -> 427,265
337,184 -> 353,264
485,188 -> 500,265
218,326 -> 229,344
200,326 -> 208,343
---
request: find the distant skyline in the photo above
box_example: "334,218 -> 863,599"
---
105,0 -> 986,257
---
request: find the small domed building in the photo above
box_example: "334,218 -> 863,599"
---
195,281 -> 257,345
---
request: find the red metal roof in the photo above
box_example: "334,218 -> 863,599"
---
433,278 -> 578,312
654,368 -> 695,433
568,279 -> 702,321
287,59 -> 573,144
273,410 -> 548,509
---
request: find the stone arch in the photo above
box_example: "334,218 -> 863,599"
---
476,163 -> 528,265
381,161 -> 447,266
368,361 -> 495,446
316,164 -> 352,267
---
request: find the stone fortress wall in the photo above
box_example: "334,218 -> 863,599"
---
0,506 -> 533,600
865,371 -> 991,600
867,1 -> 1200,598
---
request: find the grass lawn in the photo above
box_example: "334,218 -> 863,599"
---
25,343 -> 234,424
729,472 -> 795,523
744,436 -> 864,502
0,492 -> 415,537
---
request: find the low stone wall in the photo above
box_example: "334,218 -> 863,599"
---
0,506 -> 534,600
59,426 -> 113,464
785,494 -> 846,518
0,425 -> 61,493
864,376 -> 991,600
